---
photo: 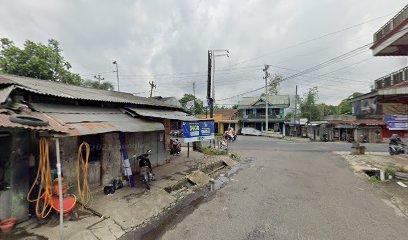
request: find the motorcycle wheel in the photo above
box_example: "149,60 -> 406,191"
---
143,172 -> 150,190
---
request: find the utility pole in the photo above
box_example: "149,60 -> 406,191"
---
112,61 -> 120,91
94,74 -> 104,84
207,50 -> 213,119
263,65 -> 270,132
294,85 -> 298,137
207,49 -> 229,119
193,82 -> 196,115
149,81 -> 156,97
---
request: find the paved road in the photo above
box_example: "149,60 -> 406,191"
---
160,136 -> 407,240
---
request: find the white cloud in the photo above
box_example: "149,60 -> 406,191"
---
0,0 -> 407,104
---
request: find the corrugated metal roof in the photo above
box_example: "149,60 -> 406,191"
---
29,104 -> 164,135
125,107 -> 201,121
0,74 -> 180,109
0,85 -> 14,104
328,119 -> 385,126
238,95 -> 290,109
0,109 -> 67,132
62,119 -> 164,136
31,103 -> 121,114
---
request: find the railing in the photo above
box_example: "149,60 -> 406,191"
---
374,4 -> 408,44
374,65 -> 408,89
242,113 -> 284,120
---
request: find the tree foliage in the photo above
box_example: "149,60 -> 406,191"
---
268,73 -> 283,95
179,94 -> 204,114
0,38 -> 113,90
299,87 -> 321,121
337,92 -> 363,114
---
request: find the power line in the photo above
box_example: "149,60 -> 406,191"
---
217,42 -> 372,101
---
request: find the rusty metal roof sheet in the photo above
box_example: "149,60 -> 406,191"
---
29,104 -> 164,136
0,74 -> 180,109
0,109 -> 67,132
125,107 -> 201,121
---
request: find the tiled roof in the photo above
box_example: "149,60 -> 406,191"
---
213,109 -> 237,118
0,74 -> 180,109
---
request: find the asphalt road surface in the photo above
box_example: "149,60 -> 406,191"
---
159,136 -> 408,240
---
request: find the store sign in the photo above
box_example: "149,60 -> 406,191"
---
182,121 -> 214,143
384,115 -> 408,130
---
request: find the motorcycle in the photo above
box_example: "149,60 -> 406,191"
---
223,132 -> 237,142
360,135 -> 369,143
170,138 -> 181,155
136,149 -> 154,190
389,144 -> 405,155
389,134 -> 405,155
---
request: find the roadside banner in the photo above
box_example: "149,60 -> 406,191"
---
182,121 -> 214,143
384,115 -> 408,130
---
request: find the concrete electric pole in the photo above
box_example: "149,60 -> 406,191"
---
94,74 -> 104,84
193,82 -> 196,115
149,81 -> 156,97
263,65 -> 271,132
294,85 -> 298,136
112,61 -> 120,91
207,49 -> 229,119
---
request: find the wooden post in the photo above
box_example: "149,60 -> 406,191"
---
187,142 -> 190,158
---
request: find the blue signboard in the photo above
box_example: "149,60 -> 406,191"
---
385,115 -> 408,130
182,121 -> 214,143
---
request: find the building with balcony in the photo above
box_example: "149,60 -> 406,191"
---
350,66 -> 408,141
237,95 -> 292,132
371,4 -> 408,56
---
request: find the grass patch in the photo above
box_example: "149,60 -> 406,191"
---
385,167 -> 396,178
202,147 -> 227,156
368,176 -> 381,183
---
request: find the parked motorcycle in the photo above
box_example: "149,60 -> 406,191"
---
170,138 -> 181,155
137,149 -> 154,190
389,134 -> 406,155
360,135 -> 369,143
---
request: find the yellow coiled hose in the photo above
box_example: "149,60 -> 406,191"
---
77,142 -> 91,208
27,137 -> 53,219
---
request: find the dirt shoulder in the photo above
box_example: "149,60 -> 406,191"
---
334,151 -> 408,217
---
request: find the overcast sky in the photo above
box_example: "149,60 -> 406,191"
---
1,0 -> 407,105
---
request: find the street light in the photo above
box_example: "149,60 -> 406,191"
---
112,60 -> 120,91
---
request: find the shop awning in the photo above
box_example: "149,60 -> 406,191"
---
31,103 -> 164,136
125,107 -> 201,121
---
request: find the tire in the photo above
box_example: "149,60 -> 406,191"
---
143,172 -> 150,190
9,115 -> 49,127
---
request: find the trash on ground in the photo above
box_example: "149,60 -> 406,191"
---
396,181 -> 408,188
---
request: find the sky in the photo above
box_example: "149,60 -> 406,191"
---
1,0 -> 407,106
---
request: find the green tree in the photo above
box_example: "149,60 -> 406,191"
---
0,38 -> 112,90
268,73 -> 283,95
179,94 -> 204,114
299,87 -> 321,121
82,79 -> 114,91
317,103 -> 338,118
232,104 -> 239,109
337,92 -> 363,114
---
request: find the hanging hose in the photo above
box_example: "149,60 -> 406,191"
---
77,142 -> 91,208
27,137 -> 53,219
